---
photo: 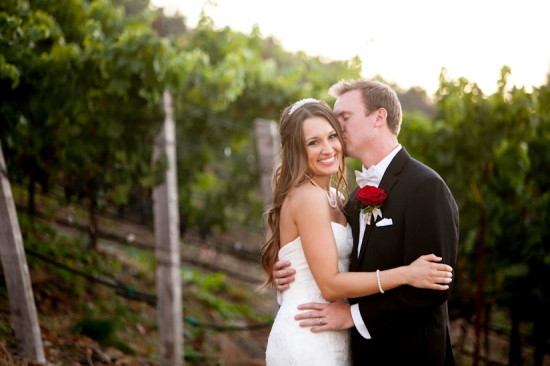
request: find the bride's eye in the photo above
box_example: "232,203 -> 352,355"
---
307,140 -> 318,146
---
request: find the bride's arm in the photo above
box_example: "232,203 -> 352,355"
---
295,189 -> 451,302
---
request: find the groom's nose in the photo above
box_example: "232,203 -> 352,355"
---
339,121 -> 347,134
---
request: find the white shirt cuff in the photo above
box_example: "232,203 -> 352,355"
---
351,303 -> 371,339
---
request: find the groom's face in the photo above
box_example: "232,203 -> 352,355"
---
333,89 -> 376,159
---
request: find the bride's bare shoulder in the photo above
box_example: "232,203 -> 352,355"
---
286,183 -> 327,211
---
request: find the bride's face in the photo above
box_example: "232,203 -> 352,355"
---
302,116 -> 342,178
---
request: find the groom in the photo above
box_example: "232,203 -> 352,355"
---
273,79 -> 459,365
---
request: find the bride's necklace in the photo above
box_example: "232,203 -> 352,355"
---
304,174 -> 337,208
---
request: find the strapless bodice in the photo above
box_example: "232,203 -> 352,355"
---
277,222 -> 353,306
266,222 -> 353,365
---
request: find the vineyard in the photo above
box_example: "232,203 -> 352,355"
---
2,0 -> 550,365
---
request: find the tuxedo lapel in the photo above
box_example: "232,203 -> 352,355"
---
378,148 -> 409,193
346,187 -> 362,271
354,148 -> 411,269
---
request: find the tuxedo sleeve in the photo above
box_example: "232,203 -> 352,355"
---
357,176 -> 458,338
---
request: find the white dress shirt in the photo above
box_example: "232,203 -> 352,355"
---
351,144 -> 402,339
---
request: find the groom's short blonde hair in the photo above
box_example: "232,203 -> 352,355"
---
329,79 -> 402,136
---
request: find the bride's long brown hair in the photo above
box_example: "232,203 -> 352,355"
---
259,100 -> 347,289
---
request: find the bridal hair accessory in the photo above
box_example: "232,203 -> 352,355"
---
288,98 -> 321,115
376,269 -> 385,294
305,174 -> 337,208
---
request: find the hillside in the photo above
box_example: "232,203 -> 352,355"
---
0,187 -> 274,365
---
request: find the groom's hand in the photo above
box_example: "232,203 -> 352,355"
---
295,300 -> 354,332
273,260 -> 295,291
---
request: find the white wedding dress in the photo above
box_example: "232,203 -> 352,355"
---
265,222 -> 353,366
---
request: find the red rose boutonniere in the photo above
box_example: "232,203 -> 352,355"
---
355,185 -> 387,225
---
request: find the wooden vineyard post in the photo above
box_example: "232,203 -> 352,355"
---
0,144 -> 46,364
153,91 -> 183,365
254,119 -> 280,216
254,119 -> 281,315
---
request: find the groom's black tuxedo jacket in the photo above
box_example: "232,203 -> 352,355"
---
345,148 -> 458,366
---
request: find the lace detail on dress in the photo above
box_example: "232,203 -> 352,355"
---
265,223 -> 353,366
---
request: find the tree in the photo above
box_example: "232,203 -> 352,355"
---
405,66 -> 550,365
171,17 -> 361,236
2,0 -> 362,242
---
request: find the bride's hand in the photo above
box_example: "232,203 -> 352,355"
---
405,254 -> 453,290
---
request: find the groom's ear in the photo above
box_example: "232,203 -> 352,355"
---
374,108 -> 388,127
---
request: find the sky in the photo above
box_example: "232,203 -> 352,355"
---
150,0 -> 550,96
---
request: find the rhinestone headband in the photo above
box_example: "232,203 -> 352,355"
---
288,98 -> 321,115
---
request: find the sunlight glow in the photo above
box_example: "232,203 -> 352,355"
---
151,0 -> 550,96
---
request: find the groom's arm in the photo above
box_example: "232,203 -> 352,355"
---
295,300 -> 355,332
273,260 -> 296,305
356,176 -> 458,338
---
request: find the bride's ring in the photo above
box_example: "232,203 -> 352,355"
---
319,318 -> 323,325
275,279 -> 279,285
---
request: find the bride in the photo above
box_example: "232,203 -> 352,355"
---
260,99 -> 452,365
